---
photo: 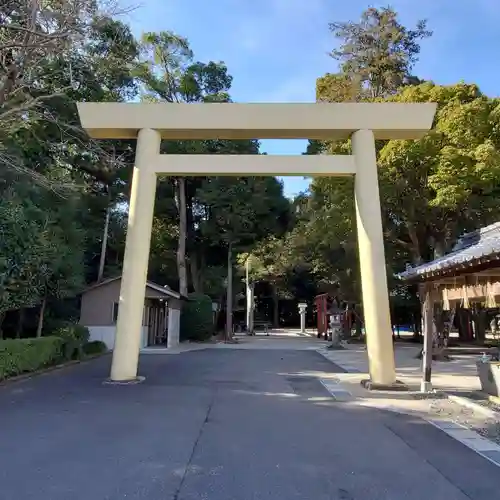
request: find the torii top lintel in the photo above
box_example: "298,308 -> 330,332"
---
77,102 -> 437,141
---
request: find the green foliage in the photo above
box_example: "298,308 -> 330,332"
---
137,31 -> 232,104
293,8 -> 500,308
0,10 -> 138,332
53,324 -> 90,361
83,340 -> 108,356
329,6 -> 432,98
3,1 -> 498,339
0,337 -> 63,380
0,181 -> 86,329
300,81 -> 500,303
197,177 -> 290,250
379,82 -> 500,262
0,188 -> 54,315
180,294 -> 214,342
0,0 -> 100,132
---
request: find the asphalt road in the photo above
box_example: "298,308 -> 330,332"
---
0,347 -> 498,500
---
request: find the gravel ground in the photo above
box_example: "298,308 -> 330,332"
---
425,396 -> 500,444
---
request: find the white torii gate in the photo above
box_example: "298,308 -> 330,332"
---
77,101 -> 436,389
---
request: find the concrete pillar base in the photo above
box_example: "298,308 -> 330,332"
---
326,344 -> 345,351
420,381 -> 433,393
103,376 -> 146,386
361,379 -> 408,392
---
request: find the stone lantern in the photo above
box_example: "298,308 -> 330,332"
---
298,303 -> 307,333
329,305 -> 343,348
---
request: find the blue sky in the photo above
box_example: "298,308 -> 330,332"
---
121,0 -> 500,197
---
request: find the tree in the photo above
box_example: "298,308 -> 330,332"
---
197,176 -> 289,338
0,0 -> 115,134
33,197 -> 86,336
378,82 -> 500,264
0,11 -> 140,338
0,188 -> 51,335
329,6 -> 432,98
300,81 -> 500,322
297,6 -> 434,308
136,31 -> 234,295
238,236 -> 294,328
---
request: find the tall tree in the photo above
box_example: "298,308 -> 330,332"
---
329,6 -> 432,98
198,176 -> 290,338
136,31 -> 233,295
379,82 -> 500,264
0,12 -> 140,337
0,0 -> 107,133
238,236 -> 294,328
298,6 -> 434,306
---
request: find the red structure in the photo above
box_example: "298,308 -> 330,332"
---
315,294 -> 355,339
315,293 -> 329,339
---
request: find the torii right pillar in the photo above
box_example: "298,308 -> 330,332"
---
352,129 -> 402,390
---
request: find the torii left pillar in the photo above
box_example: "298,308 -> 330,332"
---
109,129 -> 160,382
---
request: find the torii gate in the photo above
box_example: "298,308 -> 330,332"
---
77,101 -> 436,389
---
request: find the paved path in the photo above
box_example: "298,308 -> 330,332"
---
1,346 -> 499,499
319,341 -> 482,392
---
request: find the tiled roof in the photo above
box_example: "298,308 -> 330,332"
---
397,221 -> 500,281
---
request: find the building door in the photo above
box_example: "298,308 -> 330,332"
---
147,302 -> 168,346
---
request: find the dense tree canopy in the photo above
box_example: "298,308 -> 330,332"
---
1,4 -> 499,339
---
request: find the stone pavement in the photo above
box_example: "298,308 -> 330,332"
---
1,339 -> 500,499
319,341 -> 481,392
317,341 -> 500,467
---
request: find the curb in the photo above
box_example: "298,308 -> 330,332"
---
444,393 -> 500,421
426,419 -> 500,468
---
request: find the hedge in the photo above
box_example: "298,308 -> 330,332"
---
82,340 -> 108,356
53,324 -> 90,361
0,337 -> 63,380
180,293 -> 214,342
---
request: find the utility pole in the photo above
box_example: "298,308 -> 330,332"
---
245,256 -> 254,334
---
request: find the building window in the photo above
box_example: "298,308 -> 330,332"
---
112,302 -> 119,323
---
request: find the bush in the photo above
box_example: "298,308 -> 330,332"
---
53,324 -> 90,361
83,340 -> 108,356
180,293 -> 214,342
0,337 -> 63,380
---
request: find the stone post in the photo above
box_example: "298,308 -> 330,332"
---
298,303 -> 307,333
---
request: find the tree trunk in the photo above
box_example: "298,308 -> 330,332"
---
271,283 -> 279,329
225,242 -> 233,341
97,204 -> 111,282
0,311 -> 5,339
456,306 -> 473,341
36,296 -> 47,338
189,252 -> 202,294
16,308 -> 24,339
176,178 -> 188,296
456,306 -> 467,340
412,311 -> 422,339
472,304 -> 487,345
0,63 -> 18,107
342,303 -> 352,338
421,284 -> 434,388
